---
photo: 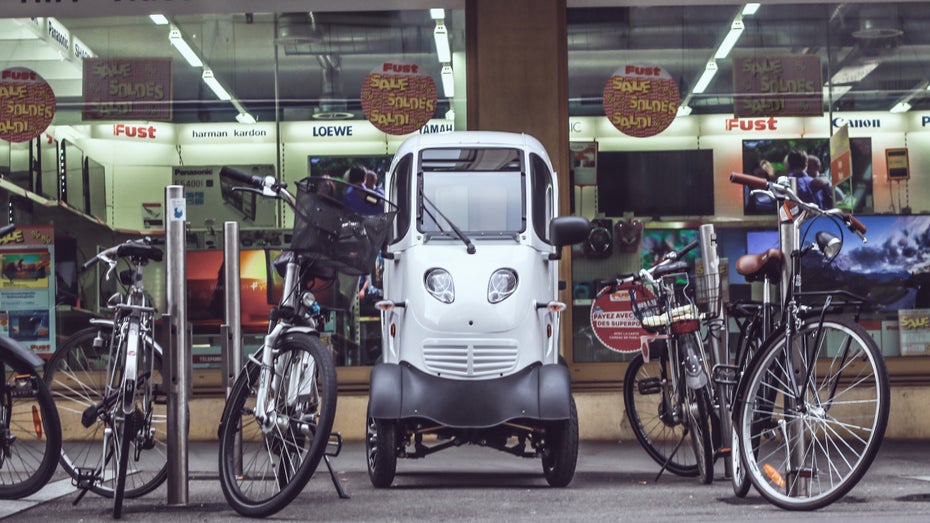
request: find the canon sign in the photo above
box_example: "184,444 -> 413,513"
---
726,117 -> 778,131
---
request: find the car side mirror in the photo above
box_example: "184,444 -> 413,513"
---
549,216 -> 591,259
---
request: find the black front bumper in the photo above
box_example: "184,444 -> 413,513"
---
368,361 -> 572,429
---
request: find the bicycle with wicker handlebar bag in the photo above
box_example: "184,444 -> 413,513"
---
214,168 -> 395,517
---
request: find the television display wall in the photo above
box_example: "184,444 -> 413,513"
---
596,149 -> 715,218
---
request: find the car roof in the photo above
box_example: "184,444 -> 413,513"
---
393,131 -> 548,160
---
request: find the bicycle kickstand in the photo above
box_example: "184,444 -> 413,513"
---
323,432 -> 350,499
654,430 -> 690,483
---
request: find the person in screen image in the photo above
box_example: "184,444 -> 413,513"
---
342,165 -> 382,216
807,154 -> 843,209
785,149 -> 827,209
746,159 -> 777,214
364,168 -> 384,197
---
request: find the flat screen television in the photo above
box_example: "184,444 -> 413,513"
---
596,149 -> 715,218
219,172 -> 256,221
36,137 -> 59,199
307,154 -> 391,190
185,249 -> 342,333
4,140 -> 32,192
741,137 -> 873,215
61,140 -> 85,211
85,156 -> 107,223
640,228 -> 700,270
800,215 -> 930,311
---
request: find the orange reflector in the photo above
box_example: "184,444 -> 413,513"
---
547,324 -> 552,338
376,300 -> 394,311
390,323 -> 396,337
547,301 -> 567,313
763,463 -> 786,488
32,405 -> 43,439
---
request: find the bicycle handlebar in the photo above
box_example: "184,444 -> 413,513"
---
613,240 -> 697,288
82,238 -> 162,272
729,171 -> 867,239
219,166 -> 296,208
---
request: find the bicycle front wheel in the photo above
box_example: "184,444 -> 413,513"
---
43,326 -> 167,498
623,352 -> 699,477
736,317 -> 889,510
218,333 -> 337,518
0,365 -> 62,500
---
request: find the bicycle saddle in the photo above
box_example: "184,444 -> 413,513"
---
736,247 -> 783,285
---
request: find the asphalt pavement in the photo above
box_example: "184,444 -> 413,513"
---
4,438 -> 930,522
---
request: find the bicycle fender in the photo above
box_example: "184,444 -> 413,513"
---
0,334 -> 43,373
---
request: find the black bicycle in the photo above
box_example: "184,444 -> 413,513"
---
0,224 -> 62,500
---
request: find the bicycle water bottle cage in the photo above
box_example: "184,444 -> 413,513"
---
736,248 -> 783,285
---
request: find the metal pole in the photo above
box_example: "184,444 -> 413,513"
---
222,221 -> 243,474
165,185 -> 189,506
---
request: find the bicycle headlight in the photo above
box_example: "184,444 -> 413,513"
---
488,268 -> 518,303
425,268 -> 454,304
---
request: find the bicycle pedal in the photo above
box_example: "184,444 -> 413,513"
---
326,432 -> 343,457
637,377 -> 663,395
712,364 -> 739,386
72,467 -> 102,490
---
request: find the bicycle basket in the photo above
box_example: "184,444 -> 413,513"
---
662,272 -> 701,333
291,177 -> 397,276
694,272 -> 723,317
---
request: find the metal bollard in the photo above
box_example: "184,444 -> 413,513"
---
222,221 -> 243,475
165,185 -> 189,506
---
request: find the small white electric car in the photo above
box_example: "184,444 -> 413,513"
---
366,131 -> 590,487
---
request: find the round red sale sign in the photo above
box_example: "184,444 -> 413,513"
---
0,67 -> 56,143
361,62 -> 437,135
590,283 -> 651,353
602,63 -> 679,138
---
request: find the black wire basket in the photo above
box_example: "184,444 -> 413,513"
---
628,280 -> 668,334
290,177 -> 397,276
630,273 -> 700,333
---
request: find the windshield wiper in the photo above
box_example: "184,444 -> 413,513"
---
420,190 -> 476,255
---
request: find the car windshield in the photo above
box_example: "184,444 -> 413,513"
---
418,147 -> 524,235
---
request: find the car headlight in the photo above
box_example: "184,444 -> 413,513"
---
425,268 -> 454,303
488,268 -> 518,303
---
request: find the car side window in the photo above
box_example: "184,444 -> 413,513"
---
389,153 -> 412,244
529,153 -> 554,243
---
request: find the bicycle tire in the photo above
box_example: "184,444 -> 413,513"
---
43,326 -> 167,499
112,410 -> 134,519
736,316 -> 889,510
0,365 -> 62,500
623,352 -> 699,477
730,312 -> 767,498
218,333 -> 337,518
684,383 -> 714,484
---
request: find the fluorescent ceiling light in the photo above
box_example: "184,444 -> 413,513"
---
169,26 -> 203,67
824,84 -> 853,100
890,101 -> 911,113
692,61 -> 718,94
714,18 -> 745,59
430,9 -> 445,20
677,105 -> 693,117
742,3 -> 761,16
150,14 -> 169,25
202,68 -> 231,101
235,112 -> 256,124
830,62 -> 879,85
441,64 -> 455,97
434,22 -> 451,63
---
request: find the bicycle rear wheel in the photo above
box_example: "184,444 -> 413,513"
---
623,351 -> 699,477
0,365 -> 62,499
43,326 -> 167,498
218,333 -> 337,517
736,317 -> 889,510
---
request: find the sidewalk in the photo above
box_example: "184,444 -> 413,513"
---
6,439 -> 930,522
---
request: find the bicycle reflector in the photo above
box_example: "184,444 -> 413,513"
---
32,405 -> 43,439
763,463 -> 786,488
